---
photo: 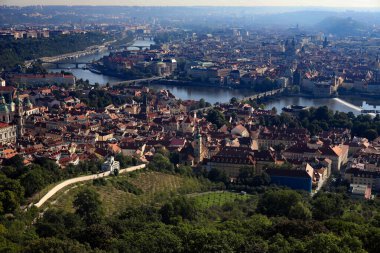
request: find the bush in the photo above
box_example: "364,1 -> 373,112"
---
111,180 -> 143,195
93,178 -> 107,186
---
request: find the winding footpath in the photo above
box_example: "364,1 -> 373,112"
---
34,164 -> 146,208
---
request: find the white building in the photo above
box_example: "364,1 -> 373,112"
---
101,156 -> 120,172
0,122 -> 17,145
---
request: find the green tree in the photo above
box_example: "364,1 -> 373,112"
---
178,225 -> 243,253
199,98 -> 206,108
206,109 -> 227,128
159,197 -> 198,224
268,233 -> 292,253
73,188 -> 103,225
2,155 -> 24,170
314,106 -> 332,121
207,168 -> 228,184
20,168 -> 46,197
311,192 -> 345,220
148,153 -> 175,172
24,238 -> 90,253
289,202 -> 312,220
0,174 -> 24,214
306,233 -> 346,253
257,189 -> 302,217
119,224 -> 183,253
115,153 -> 133,168
36,209 -> 81,238
79,223 -> 113,250
230,97 -> 238,104
363,129 -> 378,141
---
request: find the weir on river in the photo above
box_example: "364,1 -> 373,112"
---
333,98 -> 362,112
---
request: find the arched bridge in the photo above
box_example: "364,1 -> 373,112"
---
41,60 -> 90,69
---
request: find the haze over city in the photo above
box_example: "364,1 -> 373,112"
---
3,0 -> 380,8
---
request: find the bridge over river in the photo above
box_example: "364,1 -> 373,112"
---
190,88 -> 285,113
41,60 -> 90,69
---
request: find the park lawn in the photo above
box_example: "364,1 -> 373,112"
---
192,191 -> 253,209
49,171 -> 206,215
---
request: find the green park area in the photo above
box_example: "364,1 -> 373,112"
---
192,191 -> 253,209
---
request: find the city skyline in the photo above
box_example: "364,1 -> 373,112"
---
2,0 -> 380,8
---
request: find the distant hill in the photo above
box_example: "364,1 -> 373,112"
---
315,16 -> 368,36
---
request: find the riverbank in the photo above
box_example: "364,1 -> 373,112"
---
155,79 -> 242,89
26,37 -> 117,68
89,63 -> 151,80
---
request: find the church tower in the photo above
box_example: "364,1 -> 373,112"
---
0,96 -> 11,123
323,37 -> 328,48
373,53 -> 380,83
141,94 -> 150,114
194,131 -> 203,163
14,94 -> 25,138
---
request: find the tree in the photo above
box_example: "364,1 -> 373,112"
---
169,152 -> 180,165
148,153 -> 175,173
175,165 -> 193,176
24,238 -> 90,253
270,218 -> 327,239
311,192 -> 345,220
306,233 -> 346,253
0,174 -> 24,214
268,233 -> 292,253
156,147 -> 170,158
239,166 -> 256,179
230,97 -> 238,104
73,188 -> 103,225
257,190 -> 302,217
119,224 -> 183,253
159,197 -> 198,224
199,98 -> 206,108
20,168 -> 46,197
289,202 -> 312,220
315,106 -> 332,121
36,209 -> 81,238
79,224 -> 113,250
114,153 -> 133,168
2,155 -> 24,170
363,129 -> 378,141
363,227 -> 380,253
177,225 -> 243,253
206,109 -> 227,128
207,168 -> 228,184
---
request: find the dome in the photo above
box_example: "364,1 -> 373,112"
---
25,97 -> 33,108
0,103 -> 9,112
14,96 -> 22,106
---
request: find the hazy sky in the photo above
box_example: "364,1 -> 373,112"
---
2,0 -> 380,8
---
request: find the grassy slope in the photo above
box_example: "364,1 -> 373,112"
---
49,171 -> 206,215
191,191 -> 253,209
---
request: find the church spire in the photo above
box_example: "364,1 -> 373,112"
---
14,91 -> 25,138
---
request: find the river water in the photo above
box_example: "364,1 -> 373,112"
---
47,40 -> 373,115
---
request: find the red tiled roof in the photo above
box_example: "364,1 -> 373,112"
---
0,122 -> 10,128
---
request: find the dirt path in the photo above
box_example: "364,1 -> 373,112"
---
34,164 -> 146,208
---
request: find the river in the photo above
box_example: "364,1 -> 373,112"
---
47,40 -> 373,115
47,39 -> 154,84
